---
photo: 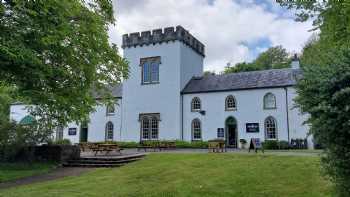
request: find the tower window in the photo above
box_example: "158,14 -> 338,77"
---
140,56 -> 161,84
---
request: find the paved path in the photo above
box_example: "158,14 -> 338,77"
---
0,167 -> 95,190
122,148 -> 322,157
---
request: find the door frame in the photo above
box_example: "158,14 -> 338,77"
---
225,116 -> 237,148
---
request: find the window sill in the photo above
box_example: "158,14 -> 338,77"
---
141,82 -> 160,85
225,108 -> 237,111
263,107 -> 277,110
191,109 -> 201,112
106,113 -> 115,116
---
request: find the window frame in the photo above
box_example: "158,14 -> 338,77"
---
263,93 -> 277,109
264,116 -> 277,140
192,118 -> 202,141
225,95 -> 237,111
106,104 -> 115,116
139,113 -> 160,141
105,121 -> 114,141
191,97 -> 201,112
140,56 -> 161,85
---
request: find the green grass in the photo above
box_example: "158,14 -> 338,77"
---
0,162 -> 55,183
0,154 -> 333,197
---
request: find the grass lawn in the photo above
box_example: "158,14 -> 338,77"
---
0,162 -> 55,183
0,154 -> 333,197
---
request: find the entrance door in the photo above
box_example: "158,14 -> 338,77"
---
80,125 -> 88,142
226,117 -> 237,148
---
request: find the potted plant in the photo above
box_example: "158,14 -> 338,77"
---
239,139 -> 247,149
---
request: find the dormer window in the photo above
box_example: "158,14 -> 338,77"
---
263,93 -> 276,109
106,104 -> 115,115
140,56 -> 161,84
191,97 -> 201,111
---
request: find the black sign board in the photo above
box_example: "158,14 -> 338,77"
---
249,138 -> 264,153
246,123 -> 259,133
217,128 -> 224,138
68,128 -> 77,136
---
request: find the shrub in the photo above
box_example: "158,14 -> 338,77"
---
0,120 -> 53,161
262,140 -> 278,150
54,139 -> 72,145
116,142 -> 139,148
175,140 -> 208,148
278,141 -> 290,150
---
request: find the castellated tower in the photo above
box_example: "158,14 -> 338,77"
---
121,26 -> 205,141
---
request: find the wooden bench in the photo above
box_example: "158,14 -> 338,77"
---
137,141 -> 177,152
79,143 -> 123,156
208,139 -> 226,153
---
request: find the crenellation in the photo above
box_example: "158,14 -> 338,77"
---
122,25 -> 205,56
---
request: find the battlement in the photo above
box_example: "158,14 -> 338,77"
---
122,26 -> 205,57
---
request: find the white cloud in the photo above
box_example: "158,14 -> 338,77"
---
109,0 -> 313,72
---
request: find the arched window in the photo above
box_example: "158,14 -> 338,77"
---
105,121 -> 114,141
225,95 -> 237,111
106,104 -> 115,115
265,116 -> 277,140
140,114 -> 159,140
191,97 -> 201,111
192,119 -> 202,140
263,93 -> 276,109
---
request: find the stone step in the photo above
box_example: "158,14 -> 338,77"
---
63,153 -> 146,168
66,157 -> 142,164
62,163 -> 125,168
79,153 -> 146,161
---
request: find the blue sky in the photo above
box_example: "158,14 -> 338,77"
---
109,0 -> 313,72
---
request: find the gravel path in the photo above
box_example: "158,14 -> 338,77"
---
0,167 -> 95,190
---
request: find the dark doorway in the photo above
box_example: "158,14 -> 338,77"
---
80,123 -> 88,142
226,117 -> 237,148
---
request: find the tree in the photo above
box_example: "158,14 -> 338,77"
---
0,0 -> 128,127
224,46 -> 291,74
279,1 -> 350,195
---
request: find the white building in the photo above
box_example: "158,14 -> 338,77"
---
10,26 -> 312,148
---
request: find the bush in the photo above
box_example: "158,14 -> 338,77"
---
262,140 -> 278,150
175,140 -> 208,148
54,139 -> 72,145
116,142 -> 139,148
278,141 -> 290,150
0,120 -> 53,161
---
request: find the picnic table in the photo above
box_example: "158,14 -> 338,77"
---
137,140 -> 176,152
78,143 -> 123,156
208,139 -> 226,153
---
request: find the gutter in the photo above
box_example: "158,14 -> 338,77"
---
284,87 -> 290,142
181,94 -> 184,140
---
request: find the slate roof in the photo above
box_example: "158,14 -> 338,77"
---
93,84 -> 123,99
182,68 -> 302,94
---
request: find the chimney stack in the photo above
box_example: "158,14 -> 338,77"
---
291,54 -> 300,69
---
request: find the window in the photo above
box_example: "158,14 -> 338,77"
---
105,122 -> 114,141
225,95 -> 236,111
192,119 -> 202,140
191,97 -> 201,111
140,113 -> 160,140
265,116 -> 277,140
140,56 -> 161,84
263,93 -> 276,109
106,104 -> 115,115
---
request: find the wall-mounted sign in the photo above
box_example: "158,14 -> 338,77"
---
246,123 -> 259,133
68,128 -> 77,136
217,128 -> 224,138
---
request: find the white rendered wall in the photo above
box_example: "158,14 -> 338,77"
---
180,43 -> 204,90
88,100 -> 122,142
122,41 -> 204,142
10,104 -> 31,122
10,101 -> 122,144
183,88 -> 292,148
